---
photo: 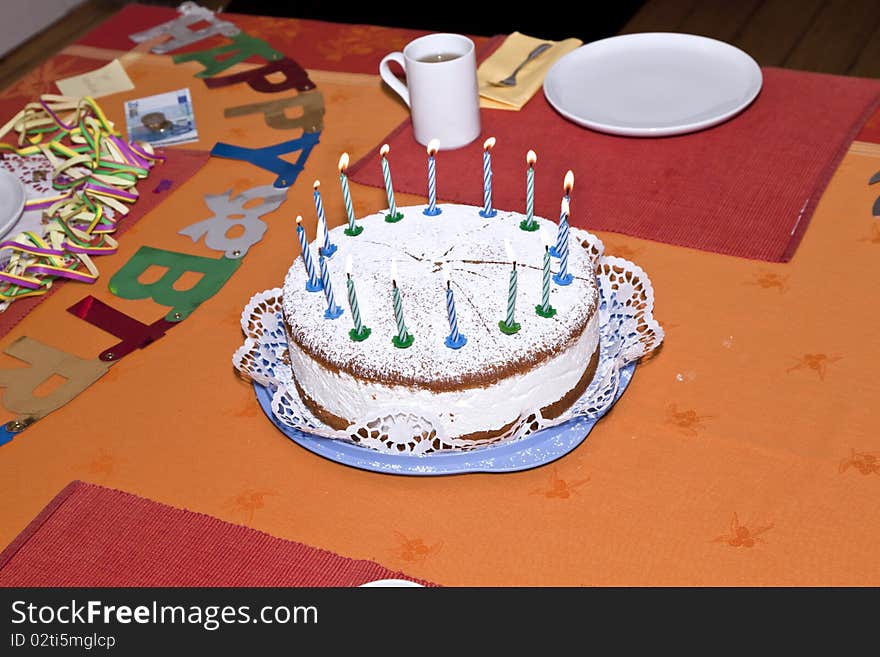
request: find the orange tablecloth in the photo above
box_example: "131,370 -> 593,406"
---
1,5 -> 879,586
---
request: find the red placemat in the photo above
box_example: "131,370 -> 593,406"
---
0,481 -> 432,587
0,148 -> 210,340
74,3 -> 477,75
350,67 -> 880,262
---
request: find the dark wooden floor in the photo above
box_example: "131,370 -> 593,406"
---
1,0 -> 879,95
622,0 -> 880,77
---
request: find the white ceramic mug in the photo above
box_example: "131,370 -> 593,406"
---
379,33 -> 481,150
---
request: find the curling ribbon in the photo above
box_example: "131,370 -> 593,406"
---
0,94 -> 163,308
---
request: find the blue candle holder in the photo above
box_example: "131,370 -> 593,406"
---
445,333 -> 467,349
552,271 -> 573,286
319,252 -> 343,318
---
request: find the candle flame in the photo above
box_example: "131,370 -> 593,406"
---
338,153 -> 350,173
345,253 -> 353,277
427,138 -> 440,156
442,261 -> 451,285
313,180 -> 320,190
526,150 -> 537,166
561,197 -> 570,216
540,227 -> 553,248
390,258 -> 398,283
563,170 -> 574,193
483,137 -> 496,151
295,214 -> 303,226
504,238 -> 515,264
380,143 -> 390,157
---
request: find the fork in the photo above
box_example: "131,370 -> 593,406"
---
490,42 -> 553,87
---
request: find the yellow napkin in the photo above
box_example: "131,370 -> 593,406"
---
478,32 -> 582,111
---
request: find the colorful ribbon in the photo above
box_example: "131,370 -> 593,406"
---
0,95 -> 162,308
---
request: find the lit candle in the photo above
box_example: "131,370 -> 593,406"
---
345,254 -> 370,341
498,239 -> 521,334
295,215 -> 322,292
313,180 -> 336,257
536,228 -> 557,318
479,137 -> 497,218
339,153 -> 363,236
390,259 -> 414,348
442,262 -> 466,349
552,197 -> 573,286
424,138 -> 441,216
551,170 -> 574,258
318,250 -> 343,319
520,150 -> 539,231
380,144 -> 403,223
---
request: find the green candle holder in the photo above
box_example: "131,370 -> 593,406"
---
384,212 -> 404,223
349,326 -> 371,342
535,304 -> 557,318
519,219 -> 540,232
344,224 -> 364,236
392,333 -> 414,349
498,320 -> 521,335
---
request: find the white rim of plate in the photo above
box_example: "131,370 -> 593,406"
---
358,579 -> 424,587
542,32 -> 763,137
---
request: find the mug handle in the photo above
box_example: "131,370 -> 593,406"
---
379,52 -> 410,107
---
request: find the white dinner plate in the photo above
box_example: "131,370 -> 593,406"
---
359,579 -> 424,587
543,32 -> 762,137
0,170 -> 26,240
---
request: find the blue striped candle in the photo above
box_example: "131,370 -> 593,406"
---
313,180 -> 336,257
424,138 -> 441,216
550,170 -> 574,257
295,215 -> 322,292
479,137 -> 497,218
319,251 -> 343,319
442,262 -> 466,349
552,198 -> 573,286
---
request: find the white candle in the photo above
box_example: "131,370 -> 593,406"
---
442,261 -> 466,349
424,138 -> 441,216
552,197 -> 573,286
380,143 -> 403,222
480,137 -> 497,218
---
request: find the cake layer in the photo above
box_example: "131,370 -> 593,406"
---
287,310 -> 599,440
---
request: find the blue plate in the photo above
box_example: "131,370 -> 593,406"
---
253,362 -> 635,476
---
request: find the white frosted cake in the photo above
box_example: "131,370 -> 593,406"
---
282,203 -> 601,449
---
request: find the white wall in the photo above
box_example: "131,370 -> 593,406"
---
0,0 -> 87,57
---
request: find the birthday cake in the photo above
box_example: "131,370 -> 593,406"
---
280,203 -> 603,450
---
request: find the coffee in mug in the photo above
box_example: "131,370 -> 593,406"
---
416,52 -> 463,63
380,33 -> 481,149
